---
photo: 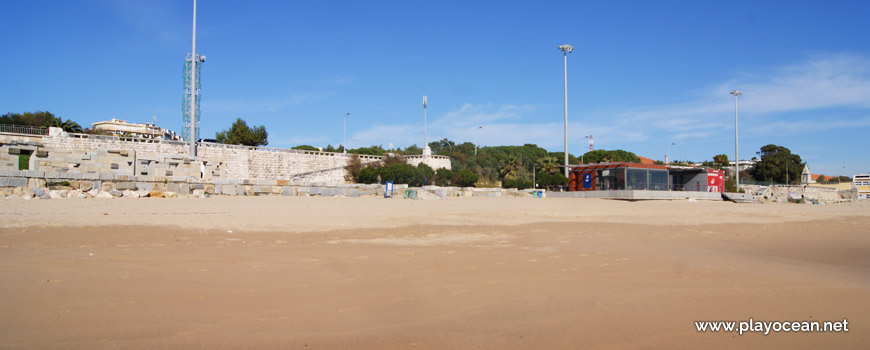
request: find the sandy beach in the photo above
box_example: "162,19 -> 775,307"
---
1,197 -> 868,349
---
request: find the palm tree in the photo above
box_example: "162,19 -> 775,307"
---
537,156 -> 560,173
499,155 -> 523,180
61,119 -> 83,133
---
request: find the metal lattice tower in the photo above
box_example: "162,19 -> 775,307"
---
182,53 -> 203,143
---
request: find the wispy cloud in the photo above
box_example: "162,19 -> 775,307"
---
203,93 -> 334,114
100,0 -> 183,43
315,75 -> 355,87
350,53 -> 870,155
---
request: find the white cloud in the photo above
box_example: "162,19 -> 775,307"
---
348,54 -> 870,156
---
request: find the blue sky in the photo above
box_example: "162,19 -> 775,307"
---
2,0 -> 868,176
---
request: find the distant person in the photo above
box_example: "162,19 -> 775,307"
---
696,181 -> 700,191
377,174 -> 382,185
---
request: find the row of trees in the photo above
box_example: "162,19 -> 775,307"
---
346,154 -> 478,187
1,111 -> 83,133
332,139 -> 643,189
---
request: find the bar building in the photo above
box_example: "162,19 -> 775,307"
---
566,162 -> 724,192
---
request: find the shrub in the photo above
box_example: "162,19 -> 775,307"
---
454,169 -> 479,187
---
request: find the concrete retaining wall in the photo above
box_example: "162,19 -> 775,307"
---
1,129 -> 451,184
0,170 -> 541,200
741,184 -> 849,203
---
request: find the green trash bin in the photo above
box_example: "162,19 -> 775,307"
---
403,190 -> 410,199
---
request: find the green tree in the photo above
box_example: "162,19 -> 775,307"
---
712,154 -> 729,169
749,144 -> 804,184
292,145 -> 319,151
344,154 -> 363,183
581,149 -> 640,164
435,168 -> 454,186
1,111 -> 82,133
454,169 -> 479,187
215,118 -> 268,146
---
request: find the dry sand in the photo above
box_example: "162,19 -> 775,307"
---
1,197 -> 868,349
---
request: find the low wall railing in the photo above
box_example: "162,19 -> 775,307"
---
0,124 -> 48,136
49,130 -> 450,162
66,132 -> 188,146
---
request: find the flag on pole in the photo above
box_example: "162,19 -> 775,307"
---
422,95 -> 427,108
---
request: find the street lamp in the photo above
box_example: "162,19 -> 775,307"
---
731,90 -> 742,192
188,0 -> 198,157
474,126 -> 483,156
343,112 -> 350,153
666,142 -> 675,164
422,95 -> 431,156
559,44 -> 573,177
581,135 -> 589,164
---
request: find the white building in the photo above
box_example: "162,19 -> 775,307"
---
854,174 -> 870,200
92,118 -> 181,140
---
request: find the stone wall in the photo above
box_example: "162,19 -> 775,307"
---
0,129 -> 451,184
741,184 -> 849,203
0,169 -> 539,200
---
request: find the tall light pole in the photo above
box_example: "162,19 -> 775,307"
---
422,95 -> 431,156
188,0 -> 198,157
559,44 -> 573,177
731,90 -> 742,192
666,142 -> 675,164
474,126 -> 483,156
343,112 -> 350,153
581,135 -> 589,164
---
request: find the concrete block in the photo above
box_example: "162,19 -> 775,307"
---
74,181 -> 93,191
167,183 -> 189,195
0,177 -> 27,187
116,182 -> 137,190
22,170 -> 45,178
99,173 -> 114,180
348,189 -> 359,198
28,178 -> 46,188
191,183 -> 204,190
82,173 -> 100,180
282,187 -> 296,196
204,184 -> 215,194
101,182 -> 116,192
